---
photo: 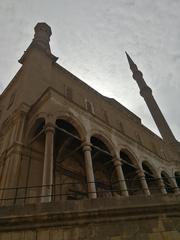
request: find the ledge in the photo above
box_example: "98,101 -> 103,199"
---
0,194 -> 180,231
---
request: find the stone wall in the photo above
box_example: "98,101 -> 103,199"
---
0,195 -> 180,240
0,218 -> 180,240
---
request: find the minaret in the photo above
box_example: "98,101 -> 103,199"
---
125,52 -> 177,145
19,22 -> 58,64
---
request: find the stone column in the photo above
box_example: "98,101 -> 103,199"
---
172,180 -> 180,195
41,122 -> 55,202
158,177 -> 167,195
137,170 -> 151,196
82,142 -> 97,199
113,157 -> 129,197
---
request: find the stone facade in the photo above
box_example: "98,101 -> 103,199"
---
0,23 -> 180,239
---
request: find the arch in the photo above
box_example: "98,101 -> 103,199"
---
25,112 -> 47,142
141,161 -> 158,178
54,117 -> 86,200
90,134 -> 117,198
90,130 -> 116,156
120,147 -> 140,168
142,161 -> 159,194
29,118 -> 45,139
175,171 -> 180,188
120,148 -> 142,195
54,111 -> 87,141
161,171 -> 175,193
56,119 -> 80,139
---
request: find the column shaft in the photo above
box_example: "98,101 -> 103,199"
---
113,158 -> 129,197
82,143 -> 97,199
41,123 -> 54,202
137,170 -> 151,196
158,177 -> 167,195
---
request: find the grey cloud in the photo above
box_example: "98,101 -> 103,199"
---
0,0 -> 180,139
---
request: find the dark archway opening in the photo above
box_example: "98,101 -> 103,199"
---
142,162 -> 159,194
120,150 -> 142,195
91,136 -> 118,198
54,119 -> 86,200
161,171 -> 174,193
175,172 -> 180,188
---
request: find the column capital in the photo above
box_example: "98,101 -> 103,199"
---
112,157 -> 122,167
136,169 -> 145,177
82,141 -> 92,152
45,122 -> 55,134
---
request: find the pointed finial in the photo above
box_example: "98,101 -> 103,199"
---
125,51 -> 138,72
125,52 -> 143,80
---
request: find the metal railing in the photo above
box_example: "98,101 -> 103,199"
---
0,177 -> 179,206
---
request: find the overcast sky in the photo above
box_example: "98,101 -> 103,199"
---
0,0 -> 180,140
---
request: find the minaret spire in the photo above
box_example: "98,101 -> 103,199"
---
125,52 -> 177,145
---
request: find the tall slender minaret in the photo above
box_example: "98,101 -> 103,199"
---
125,52 -> 177,145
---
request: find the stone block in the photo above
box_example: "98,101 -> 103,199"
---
161,231 -> 180,240
148,232 -> 163,240
50,228 -> 64,240
111,236 -> 122,240
0,232 -> 11,240
37,229 -> 50,240
11,231 -> 24,240
24,230 -> 36,240
63,227 -> 80,240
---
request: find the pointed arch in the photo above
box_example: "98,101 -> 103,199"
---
175,171 -> 180,188
120,148 -> 142,195
90,134 -> 117,198
161,171 -> 175,193
142,161 -> 159,194
90,130 -> 116,156
54,111 -> 87,141
53,116 -> 86,200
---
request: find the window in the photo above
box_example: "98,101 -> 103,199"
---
85,100 -> 94,114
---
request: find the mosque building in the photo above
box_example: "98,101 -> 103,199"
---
0,23 -> 179,240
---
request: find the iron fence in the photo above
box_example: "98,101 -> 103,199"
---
0,177 -> 179,206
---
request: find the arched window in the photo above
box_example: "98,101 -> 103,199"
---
142,162 -> 159,194
175,171 -> 180,188
54,119 -> 86,201
90,136 -> 116,198
120,150 -> 142,195
161,171 -> 175,193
